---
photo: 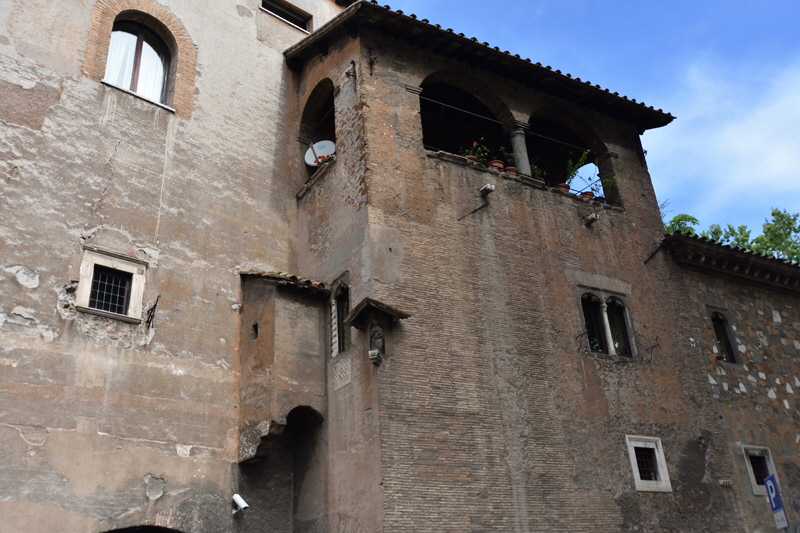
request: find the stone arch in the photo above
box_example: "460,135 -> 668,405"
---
83,0 -> 196,118
300,78 -> 336,175
418,71 -> 514,161
527,107 -> 618,202
300,78 -> 336,143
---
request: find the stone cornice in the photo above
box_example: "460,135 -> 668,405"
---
662,233 -> 800,293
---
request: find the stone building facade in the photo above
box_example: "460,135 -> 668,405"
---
1,0 -> 798,532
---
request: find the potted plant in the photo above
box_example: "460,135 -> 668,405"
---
556,150 -> 590,193
459,137 -> 491,165
500,146 -> 517,175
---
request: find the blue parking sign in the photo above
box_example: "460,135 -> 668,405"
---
765,474 -> 788,529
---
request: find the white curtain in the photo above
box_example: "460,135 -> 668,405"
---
137,40 -> 166,103
103,31 -> 136,90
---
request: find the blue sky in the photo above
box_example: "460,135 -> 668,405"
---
382,0 -> 800,233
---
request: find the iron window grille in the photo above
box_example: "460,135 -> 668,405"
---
89,265 -> 133,315
626,435 -> 672,492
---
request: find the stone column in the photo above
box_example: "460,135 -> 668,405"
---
510,121 -> 531,177
600,301 -> 617,356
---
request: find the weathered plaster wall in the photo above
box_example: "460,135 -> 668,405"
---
680,268 -> 800,531
0,0 -> 342,531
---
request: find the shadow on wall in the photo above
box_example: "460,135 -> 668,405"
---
236,406 -> 324,532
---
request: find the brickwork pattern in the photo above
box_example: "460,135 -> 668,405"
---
83,0 -> 196,118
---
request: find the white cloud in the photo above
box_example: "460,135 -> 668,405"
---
644,58 -> 800,231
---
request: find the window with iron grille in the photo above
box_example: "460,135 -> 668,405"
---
634,447 -> 658,481
743,446 -> 776,496
626,436 -> 671,492
89,265 -> 133,315
76,246 -> 148,323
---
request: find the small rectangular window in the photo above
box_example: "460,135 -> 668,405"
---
261,0 -> 310,31
626,435 -> 672,492
89,264 -> 133,315
634,447 -> 658,481
75,246 -> 148,323
743,446 -> 776,496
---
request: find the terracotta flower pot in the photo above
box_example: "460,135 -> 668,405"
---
556,183 -> 571,193
504,166 -> 517,176
487,160 -> 504,171
580,191 -> 595,200
463,155 -> 478,162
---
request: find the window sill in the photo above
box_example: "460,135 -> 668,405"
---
586,351 -> 638,363
259,7 -> 310,34
101,81 -> 176,113
633,481 -> 673,493
76,305 -> 142,324
296,157 -> 336,200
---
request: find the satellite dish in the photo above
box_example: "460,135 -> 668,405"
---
304,141 -> 336,166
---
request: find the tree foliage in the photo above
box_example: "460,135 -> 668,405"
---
664,208 -> 800,262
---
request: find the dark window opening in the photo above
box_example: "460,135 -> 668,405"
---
89,265 -> 132,315
748,454 -> 769,485
104,20 -> 170,104
607,298 -> 631,357
300,80 -> 336,177
634,447 -> 658,481
262,0 -> 310,31
251,323 -> 259,340
581,293 -> 607,354
711,312 -> 736,363
335,287 -> 350,353
527,118 -> 592,185
419,83 -> 506,163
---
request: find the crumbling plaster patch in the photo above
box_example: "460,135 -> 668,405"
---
4,265 -> 39,288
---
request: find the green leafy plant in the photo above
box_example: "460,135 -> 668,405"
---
499,146 -> 516,166
564,150 -> 591,185
460,137 -> 491,164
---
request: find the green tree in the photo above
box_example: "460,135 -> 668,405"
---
700,223 -> 752,249
664,214 -> 700,234
751,209 -> 800,262
665,207 -> 800,263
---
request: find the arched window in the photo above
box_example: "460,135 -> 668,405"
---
607,298 -> 631,357
581,292 -> 633,357
581,293 -> 606,353
419,82 -> 506,162
104,20 -> 170,104
711,312 -> 736,363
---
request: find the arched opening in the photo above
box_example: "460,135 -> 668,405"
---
581,293 -> 606,354
300,79 -> 336,177
527,116 -> 618,203
606,297 -> 631,357
85,0 -> 197,117
711,312 -> 736,363
104,17 -> 171,104
419,82 -> 507,163
238,406 -> 324,529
